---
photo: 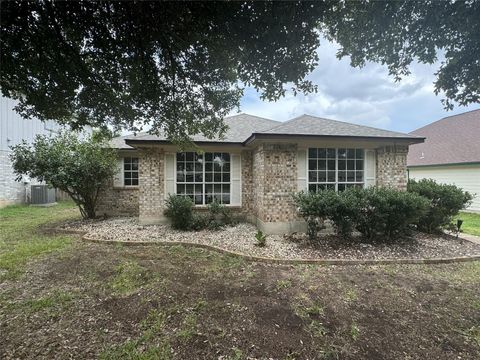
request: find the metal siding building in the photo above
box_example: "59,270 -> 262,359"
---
0,96 -> 63,206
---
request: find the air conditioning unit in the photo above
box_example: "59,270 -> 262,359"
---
31,185 -> 56,206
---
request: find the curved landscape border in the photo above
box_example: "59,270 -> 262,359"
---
46,227 -> 480,266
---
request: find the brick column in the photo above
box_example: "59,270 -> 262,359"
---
138,148 -> 166,224
376,145 -> 409,190
252,143 -> 304,234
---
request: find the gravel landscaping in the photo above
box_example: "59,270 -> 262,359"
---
59,217 -> 480,260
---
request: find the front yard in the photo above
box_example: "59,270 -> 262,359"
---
1,203 -> 479,359
460,211 -> 480,237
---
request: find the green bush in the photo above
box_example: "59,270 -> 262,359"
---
294,187 -> 430,242
293,190 -> 335,239
255,230 -> 267,247
407,179 -> 473,233
164,195 -> 194,230
350,187 -> 429,241
164,196 -> 233,231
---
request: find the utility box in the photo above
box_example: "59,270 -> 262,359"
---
31,185 -> 56,206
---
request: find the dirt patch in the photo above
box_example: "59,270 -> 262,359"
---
1,241 -> 479,359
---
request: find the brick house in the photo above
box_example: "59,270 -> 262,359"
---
97,114 -> 424,234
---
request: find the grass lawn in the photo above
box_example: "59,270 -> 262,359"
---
1,203 -> 479,359
459,212 -> 480,237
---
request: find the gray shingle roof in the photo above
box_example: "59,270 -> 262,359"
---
255,114 -> 422,139
407,109 -> 480,167
112,113 -> 422,149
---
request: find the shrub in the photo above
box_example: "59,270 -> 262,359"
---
207,200 -> 232,225
294,187 -> 430,242
293,190 -> 336,239
190,213 -> 209,231
350,187 -> 429,241
407,179 -> 473,233
164,195 -> 194,230
255,230 -> 267,247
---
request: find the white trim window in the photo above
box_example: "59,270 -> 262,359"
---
123,157 -> 139,186
308,148 -> 364,192
176,152 -> 231,205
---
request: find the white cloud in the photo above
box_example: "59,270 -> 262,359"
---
236,39 -> 479,133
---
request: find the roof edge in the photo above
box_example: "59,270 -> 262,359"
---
408,161 -> 480,168
244,132 -> 425,145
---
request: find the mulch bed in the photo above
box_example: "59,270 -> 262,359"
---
59,217 -> 480,260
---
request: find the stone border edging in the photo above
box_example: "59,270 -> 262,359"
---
45,227 -> 480,266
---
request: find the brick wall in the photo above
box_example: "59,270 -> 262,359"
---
253,144 -> 299,223
241,150 -> 254,219
96,180 -> 139,216
376,145 -> 409,190
138,148 -> 165,223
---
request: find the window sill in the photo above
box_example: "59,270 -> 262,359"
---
193,205 -> 242,209
113,186 -> 139,190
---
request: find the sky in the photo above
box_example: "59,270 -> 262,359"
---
234,40 -> 480,134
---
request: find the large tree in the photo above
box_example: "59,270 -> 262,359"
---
1,1 -> 479,141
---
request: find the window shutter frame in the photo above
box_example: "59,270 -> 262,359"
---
230,154 -> 241,206
365,149 -> 376,187
113,158 -> 124,187
297,149 -> 307,191
164,153 -> 175,196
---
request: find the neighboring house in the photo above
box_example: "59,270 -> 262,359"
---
407,109 -> 480,212
98,113 -> 423,234
0,96 -> 63,206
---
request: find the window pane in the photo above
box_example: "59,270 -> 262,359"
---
177,184 -> 185,195
223,153 -> 230,162
194,173 -> 203,182
347,149 -> 355,158
318,148 -> 326,158
327,148 -> 336,158
309,171 -> 317,182
338,184 -> 346,192
338,171 -> 346,182
214,161 -> 221,171
132,172 -> 138,179
125,178 -> 132,186
177,171 -> 185,182
195,162 -> 202,172
177,153 -> 185,161
131,178 -> 139,186
318,171 -> 326,182
222,173 -> 230,182
124,163 -> 131,170
308,184 -> 317,192
356,160 -> 364,171
186,174 -> 194,182
347,171 -> 355,182
356,149 -> 364,159
194,184 -> 203,194
326,184 -> 335,190
327,160 -> 336,171
308,148 -> 317,158
214,184 -> 222,193
205,153 -> 213,161
347,160 -> 355,170
205,194 -> 214,204
214,173 -> 221,182
186,152 -> 194,161
222,194 -> 230,204
338,148 -> 347,158
309,160 -> 317,170
223,163 -> 230,172
338,160 -> 346,170
223,184 -> 230,193
185,184 -> 194,194
194,194 -> 202,205
205,184 -> 213,193
205,173 -> 212,182
356,171 -> 364,182
318,160 -> 326,170
205,162 -> 212,171
177,162 -> 184,171
131,162 -> 138,171
327,171 -> 335,182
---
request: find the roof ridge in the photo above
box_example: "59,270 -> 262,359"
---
228,112 -> 280,124
259,114 -> 304,132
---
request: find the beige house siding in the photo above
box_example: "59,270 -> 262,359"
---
377,145 -> 409,190
408,164 -> 480,212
